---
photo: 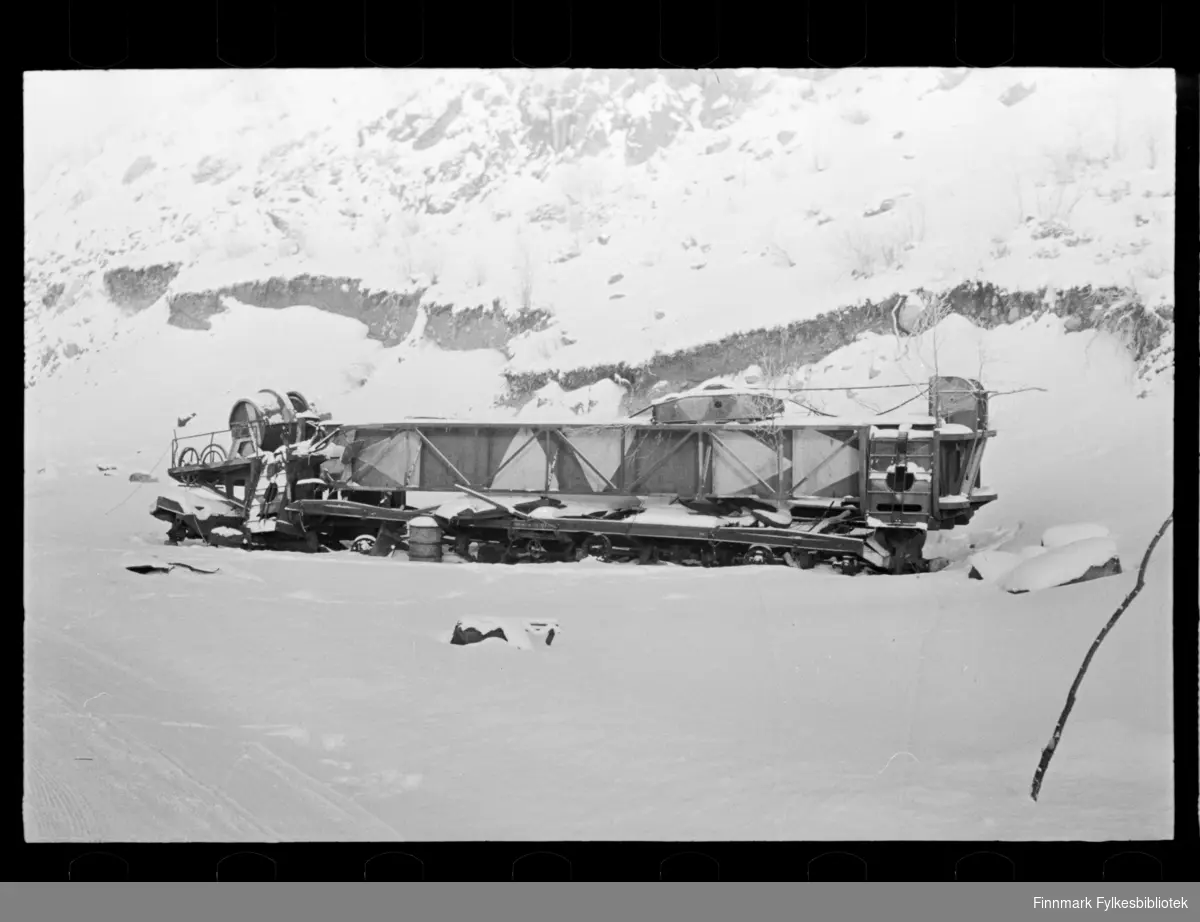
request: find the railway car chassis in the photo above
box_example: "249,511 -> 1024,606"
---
149,376 -> 997,576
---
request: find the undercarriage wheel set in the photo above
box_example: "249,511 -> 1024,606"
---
314,523 -> 926,575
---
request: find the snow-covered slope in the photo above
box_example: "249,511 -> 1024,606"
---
25,68 -> 1174,389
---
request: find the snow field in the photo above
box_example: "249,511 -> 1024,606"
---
24,471 -> 1173,839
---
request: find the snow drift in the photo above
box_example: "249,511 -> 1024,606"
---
1001,537 -> 1122,595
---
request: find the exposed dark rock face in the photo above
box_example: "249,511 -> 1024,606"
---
423,300 -> 551,352
41,282 -> 65,309
163,275 -> 425,345
103,264 -> 182,312
132,273 -> 552,352
500,283 -> 1170,412
166,291 -> 227,330
68,263 -> 1178,414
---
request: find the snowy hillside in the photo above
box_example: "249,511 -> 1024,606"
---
25,68 -> 1174,392
23,69 -> 1176,843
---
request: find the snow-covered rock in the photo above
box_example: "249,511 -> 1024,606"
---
1000,537 -> 1122,594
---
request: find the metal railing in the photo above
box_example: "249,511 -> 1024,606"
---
170,427 -> 242,469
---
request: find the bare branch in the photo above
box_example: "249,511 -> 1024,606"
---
1030,511 -> 1175,802
987,386 -> 1048,398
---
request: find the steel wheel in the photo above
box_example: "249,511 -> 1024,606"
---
743,546 -> 774,566
350,534 -> 376,554
200,444 -> 227,466
579,534 -> 613,561
176,447 -> 201,468
839,557 -> 862,576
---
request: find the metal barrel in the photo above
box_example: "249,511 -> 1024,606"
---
407,516 -> 443,562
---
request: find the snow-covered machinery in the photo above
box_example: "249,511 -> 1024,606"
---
149,376 -> 998,574
150,389 -> 326,546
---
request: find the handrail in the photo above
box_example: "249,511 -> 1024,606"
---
170,426 -> 239,468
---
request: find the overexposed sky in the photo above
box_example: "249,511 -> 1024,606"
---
24,68 -> 1175,193
24,71 -> 232,190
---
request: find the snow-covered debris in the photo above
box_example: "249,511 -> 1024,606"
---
968,543 -> 1051,580
967,550 -> 1020,582
754,509 -> 793,528
1041,522 -> 1111,549
999,537 -> 1122,594
449,616 -> 550,650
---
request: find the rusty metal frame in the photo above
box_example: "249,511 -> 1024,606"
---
701,430 -> 715,495
481,429 -> 542,489
708,431 -> 778,497
552,429 -> 620,493
775,429 -> 785,503
414,429 -> 472,487
959,430 -> 989,498
623,429 -> 700,494
931,430 -> 941,518
791,431 -> 858,497
859,426 -> 872,510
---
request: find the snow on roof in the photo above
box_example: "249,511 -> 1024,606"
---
333,413 -> 941,430
647,383 -> 780,405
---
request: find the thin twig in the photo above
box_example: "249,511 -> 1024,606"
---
876,387 -> 931,416
104,445 -> 171,516
625,383 -> 926,419
1029,510 -> 1175,802
987,387 -> 1048,398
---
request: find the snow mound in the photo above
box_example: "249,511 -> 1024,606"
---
967,550 -> 1021,582
999,537 -> 1121,594
1042,522 -> 1111,549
